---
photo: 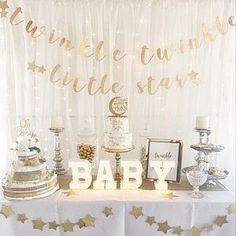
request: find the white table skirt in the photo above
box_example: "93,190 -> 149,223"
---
0,189 -> 235,236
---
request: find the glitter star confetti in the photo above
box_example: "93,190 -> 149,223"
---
16,214 -> 28,223
62,220 -> 75,232
145,216 -> 156,226
48,221 -> 60,230
0,205 -> 14,218
188,70 -> 198,82
129,206 -> 144,219
38,65 -> 46,74
226,204 -> 235,214
189,226 -> 201,236
102,207 -> 113,217
203,224 -> 213,234
27,61 -> 37,72
157,221 -> 171,234
172,225 -> 184,235
32,217 -> 47,231
214,215 -> 228,227
0,1 -> 9,11
161,192 -> 179,200
82,214 -> 96,227
77,218 -> 86,228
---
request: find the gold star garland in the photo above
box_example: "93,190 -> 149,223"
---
0,203 -> 235,233
27,61 -> 47,74
128,203 -> 235,235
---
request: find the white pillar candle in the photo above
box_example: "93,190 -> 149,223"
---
150,160 -> 175,191
69,160 -> 92,190
51,116 -> 63,128
196,116 -> 210,129
120,160 -> 143,190
93,160 -> 116,189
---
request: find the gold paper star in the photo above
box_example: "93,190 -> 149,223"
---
145,216 -> 156,226
63,189 -> 80,196
0,10 -> 7,17
162,192 -> 179,200
48,221 -> 60,230
188,70 -> 198,81
32,217 -> 46,231
190,226 -> 201,236
62,220 -> 74,232
16,214 -> 28,223
0,205 -> 14,218
214,215 -> 228,227
38,65 -> 46,74
82,214 -> 96,227
157,221 -> 171,234
77,218 -> 86,228
102,207 -> 113,217
226,204 -> 235,214
203,224 -> 213,234
0,1 -> 9,11
172,226 -> 184,235
129,206 -> 144,219
27,61 -> 37,72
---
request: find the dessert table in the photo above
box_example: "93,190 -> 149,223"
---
0,177 -> 235,236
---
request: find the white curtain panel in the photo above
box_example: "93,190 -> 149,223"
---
0,0 -> 235,191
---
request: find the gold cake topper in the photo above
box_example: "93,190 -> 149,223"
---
109,97 -> 128,116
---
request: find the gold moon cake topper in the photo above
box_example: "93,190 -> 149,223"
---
109,97 -> 128,116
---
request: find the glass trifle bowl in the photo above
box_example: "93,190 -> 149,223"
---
186,165 -> 208,199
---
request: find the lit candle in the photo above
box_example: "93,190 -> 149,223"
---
196,116 -> 210,129
51,116 -> 63,128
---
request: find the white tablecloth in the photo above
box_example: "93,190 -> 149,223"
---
0,189 -> 235,236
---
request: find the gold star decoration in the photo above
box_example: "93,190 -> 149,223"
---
16,214 -> 28,223
102,207 -> 113,217
0,205 -> 14,218
188,70 -> 199,82
27,61 -> 37,72
0,1 -> 9,11
63,189 -> 80,197
62,220 -> 75,232
157,221 -> 171,234
129,206 -> 144,219
82,214 -> 96,227
48,221 -> 60,230
172,226 -> 184,235
38,65 -> 46,74
0,10 -> 7,17
203,224 -> 213,234
145,216 -> 156,226
214,215 -> 228,227
161,192 -> 179,200
77,218 -> 86,228
32,217 -> 47,231
190,226 -> 201,236
226,204 -> 235,214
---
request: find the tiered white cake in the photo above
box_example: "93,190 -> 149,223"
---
104,97 -> 132,150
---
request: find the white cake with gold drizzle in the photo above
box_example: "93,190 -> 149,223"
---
104,97 -> 132,150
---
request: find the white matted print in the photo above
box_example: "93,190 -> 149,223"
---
146,139 -> 183,182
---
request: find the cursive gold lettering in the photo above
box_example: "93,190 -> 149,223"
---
10,7 -> 24,25
141,45 -> 154,64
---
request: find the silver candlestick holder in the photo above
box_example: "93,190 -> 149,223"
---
49,127 -> 67,175
183,128 -> 228,186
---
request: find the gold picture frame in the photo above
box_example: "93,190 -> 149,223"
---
145,138 -> 183,183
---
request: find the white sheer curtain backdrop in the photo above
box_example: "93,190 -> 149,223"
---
0,0 -> 235,192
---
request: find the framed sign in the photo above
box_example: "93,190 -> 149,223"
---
145,138 -> 183,183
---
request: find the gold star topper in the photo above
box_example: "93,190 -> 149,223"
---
32,217 -> 46,231
0,205 -> 14,218
102,207 -> 113,217
161,192 -> 179,200
48,221 -> 60,230
157,221 -> 171,234
172,226 -> 184,235
129,206 -> 144,219
214,215 -> 228,227
226,203 -> 235,214
189,226 -> 201,236
62,219 -> 74,232
0,1 -> 9,11
145,216 -> 156,226
16,214 -> 28,223
109,97 -> 128,116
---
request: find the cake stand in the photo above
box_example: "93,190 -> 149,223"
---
102,145 -> 135,188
